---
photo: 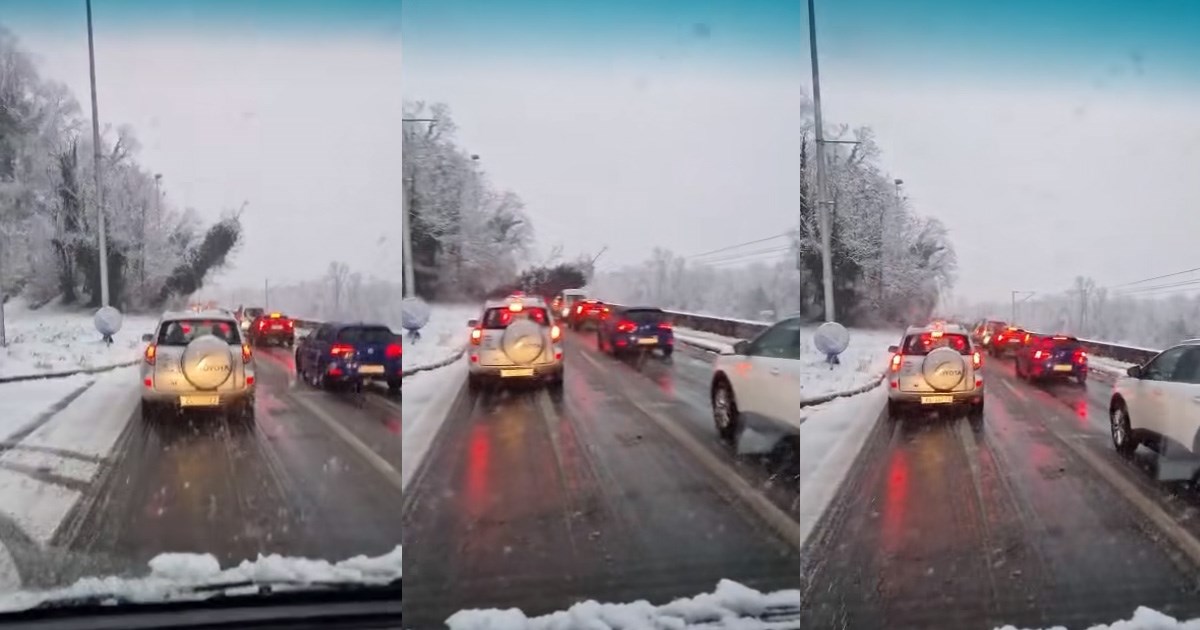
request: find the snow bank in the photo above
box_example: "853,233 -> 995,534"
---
445,579 -> 800,630
0,545 -> 401,612
1089,355 -> 1136,380
404,303 -> 477,372
402,360 -> 466,489
0,298 -> 158,379
995,606 -> 1200,629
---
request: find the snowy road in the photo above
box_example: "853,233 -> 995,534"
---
39,346 -> 402,583
400,330 -> 800,627
801,355 -> 1200,629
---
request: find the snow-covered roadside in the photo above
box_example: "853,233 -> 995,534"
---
402,360 -> 466,489
0,298 -> 158,379
446,579 -> 800,630
1089,355 -> 1136,381
404,304 -> 477,372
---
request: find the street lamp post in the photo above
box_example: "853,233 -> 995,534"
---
86,0 -> 109,307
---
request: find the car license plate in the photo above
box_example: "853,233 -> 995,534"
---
271,324 -> 283,330
501,368 -> 535,377
1053,364 -> 1073,372
359,364 -> 385,374
180,394 -> 220,407
638,337 -> 657,345
920,395 -> 954,404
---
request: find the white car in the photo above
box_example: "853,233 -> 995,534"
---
140,310 -> 257,422
886,323 -> 984,419
710,316 -> 803,442
466,296 -> 565,391
1110,341 -> 1200,459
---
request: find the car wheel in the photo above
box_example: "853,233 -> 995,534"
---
387,378 -> 402,395
1110,401 -> 1137,456
467,374 -> 481,393
968,399 -> 984,421
141,401 -> 157,422
887,399 -> 903,418
712,379 -> 740,443
1076,374 -> 1087,387
548,372 -> 565,392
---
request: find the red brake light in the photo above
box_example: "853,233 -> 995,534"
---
330,343 -> 354,356
144,344 -> 157,365
972,351 -> 982,369
658,322 -> 672,330
550,325 -> 562,341
1033,350 -> 1044,360
258,320 -> 266,330
1076,350 -> 1087,363
386,343 -> 402,359
616,320 -> 636,333
470,328 -> 483,345
890,353 -> 902,372
576,305 -> 583,314
509,302 -> 523,312
242,343 -> 252,363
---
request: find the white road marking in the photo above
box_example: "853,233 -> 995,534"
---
288,393 -> 403,491
1001,379 -> 1029,402
576,349 -> 802,550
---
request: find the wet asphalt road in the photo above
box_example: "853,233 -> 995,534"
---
801,356 -> 1200,630
401,330 -> 801,627
52,345 -> 403,574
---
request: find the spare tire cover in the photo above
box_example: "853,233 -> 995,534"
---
502,319 -> 545,365
181,335 -> 235,390
922,346 -> 966,391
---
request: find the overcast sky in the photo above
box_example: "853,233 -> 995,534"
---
404,0 -> 1200,303
4,0 -> 403,294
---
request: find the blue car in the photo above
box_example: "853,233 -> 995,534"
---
1014,333 -> 1088,385
295,322 -> 403,394
597,306 -> 674,360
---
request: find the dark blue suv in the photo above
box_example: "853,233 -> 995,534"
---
296,322 -> 403,394
597,306 -> 674,360
1014,333 -> 1088,385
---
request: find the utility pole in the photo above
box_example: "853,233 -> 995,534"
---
86,0 -> 109,307
807,0 -> 834,323
1011,290 -> 1035,322
264,278 -> 269,310
402,117 -> 436,298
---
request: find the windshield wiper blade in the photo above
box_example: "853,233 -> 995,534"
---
188,576 -> 401,597
29,577 -> 400,610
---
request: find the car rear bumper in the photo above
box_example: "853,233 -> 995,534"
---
610,334 -> 674,351
1028,364 -> 1087,379
142,388 -> 254,409
887,387 -> 983,404
469,362 -> 563,380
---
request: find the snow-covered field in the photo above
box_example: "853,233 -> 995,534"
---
0,298 -> 158,379
405,304 -> 477,371
1089,355 -> 1136,380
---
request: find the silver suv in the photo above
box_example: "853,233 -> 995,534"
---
886,323 -> 984,419
140,310 -> 257,421
467,296 -> 564,391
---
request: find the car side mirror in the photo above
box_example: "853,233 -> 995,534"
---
888,345 -> 899,353
467,319 -> 479,328
141,333 -> 153,342
732,340 -> 749,355
1127,365 -> 1142,378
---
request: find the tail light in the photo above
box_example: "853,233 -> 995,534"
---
576,305 -> 583,314
1076,350 -> 1087,364
616,320 -> 636,333
330,343 -> 354,357
257,320 -> 266,331
972,351 -> 982,368
285,319 -> 294,329
550,325 -> 562,341
242,343 -> 253,363
470,328 -> 483,345
144,344 -> 157,365
1033,350 -> 1044,360
658,322 -> 672,330
508,302 -> 523,312
890,353 -> 902,372
386,343 -> 402,359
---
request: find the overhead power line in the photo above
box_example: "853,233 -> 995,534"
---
1111,265 -> 1200,289
696,246 -> 794,267
686,231 -> 792,260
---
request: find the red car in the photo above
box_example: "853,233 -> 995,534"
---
989,326 -> 1027,357
250,312 -> 296,347
568,299 -> 609,331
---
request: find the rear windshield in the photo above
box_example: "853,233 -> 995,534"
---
336,326 -> 395,344
902,332 -> 971,355
482,307 -> 550,328
1040,336 -> 1081,351
157,319 -> 241,346
244,309 -> 263,318
622,309 -> 665,323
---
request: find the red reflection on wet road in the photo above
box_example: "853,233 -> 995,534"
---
1074,398 -> 1089,425
464,424 -> 491,517
881,448 -> 910,554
